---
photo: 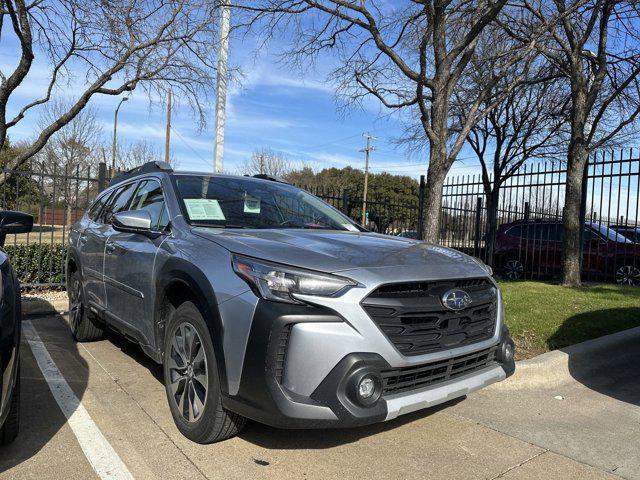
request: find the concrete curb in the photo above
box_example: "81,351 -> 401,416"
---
22,295 -> 69,316
490,326 -> 640,390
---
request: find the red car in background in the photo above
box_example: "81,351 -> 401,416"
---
494,220 -> 640,285
610,225 -> 640,244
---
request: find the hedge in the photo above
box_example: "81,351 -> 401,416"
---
4,243 -> 67,285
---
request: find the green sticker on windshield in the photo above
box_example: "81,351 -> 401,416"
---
244,194 -> 261,214
184,199 -> 226,221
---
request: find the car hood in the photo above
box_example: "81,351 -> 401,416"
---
192,228 -> 487,276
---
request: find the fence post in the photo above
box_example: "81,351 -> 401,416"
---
341,189 -> 350,216
417,175 -> 425,240
474,196 -> 483,257
524,202 -> 530,221
578,157 -> 590,265
98,162 -> 107,191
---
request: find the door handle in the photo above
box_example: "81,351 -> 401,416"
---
105,242 -> 117,254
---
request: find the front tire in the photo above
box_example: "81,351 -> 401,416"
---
503,258 -> 525,280
68,271 -> 104,342
163,301 -> 246,443
0,364 -> 20,445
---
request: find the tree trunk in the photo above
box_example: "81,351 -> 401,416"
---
484,187 -> 501,267
422,142 -> 448,243
562,141 -> 589,286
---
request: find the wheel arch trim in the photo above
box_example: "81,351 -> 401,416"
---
154,257 -> 230,395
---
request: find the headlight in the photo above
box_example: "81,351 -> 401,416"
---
473,257 -> 493,276
232,255 -> 358,304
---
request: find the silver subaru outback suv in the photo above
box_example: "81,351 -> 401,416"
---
68,161 -> 515,443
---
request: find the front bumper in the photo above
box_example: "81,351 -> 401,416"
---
222,299 -> 515,429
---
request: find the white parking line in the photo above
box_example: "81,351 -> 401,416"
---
23,320 -> 134,480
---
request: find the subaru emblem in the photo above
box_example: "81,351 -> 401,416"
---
441,289 -> 472,311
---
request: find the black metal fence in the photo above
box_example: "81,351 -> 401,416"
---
438,150 -> 639,282
309,149 -> 639,283
1,150 -> 638,287
0,162 -> 108,287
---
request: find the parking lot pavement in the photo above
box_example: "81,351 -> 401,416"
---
452,329 -> 640,480
0,314 -> 624,480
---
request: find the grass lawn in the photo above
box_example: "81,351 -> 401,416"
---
497,281 -> 640,359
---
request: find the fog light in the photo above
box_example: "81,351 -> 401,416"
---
350,372 -> 381,407
497,335 -> 515,364
358,376 -> 375,399
504,342 -> 514,362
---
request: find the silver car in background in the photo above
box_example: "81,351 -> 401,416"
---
67,161 -> 515,443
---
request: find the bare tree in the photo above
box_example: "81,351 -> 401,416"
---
38,102 -> 102,175
234,0 -> 546,241
37,104 -> 103,226
117,139 -> 167,171
240,148 -> 292,177
514,0 -> 640,286
0,0 -> 219,180
457,56 -> 566,266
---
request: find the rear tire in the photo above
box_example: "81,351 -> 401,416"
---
615,264 -> 640,286
68,270 -> 104,342
163,301 -> 246,444
0,364 -> 20,445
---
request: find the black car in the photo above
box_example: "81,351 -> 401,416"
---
0,211 -> 33,444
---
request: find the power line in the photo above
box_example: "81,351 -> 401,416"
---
170,126 -> 211,169
302,133 -> 363,150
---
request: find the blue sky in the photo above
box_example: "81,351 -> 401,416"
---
2,16 -> 486,181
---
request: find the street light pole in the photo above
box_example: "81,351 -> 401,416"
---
213,4 -> 231,173
165,90 -> 172,164
360,133 -> 375,226
112,96 -> 129,175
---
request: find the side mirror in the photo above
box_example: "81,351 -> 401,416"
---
0,210 -> 34,234
112,210 -> 157,237
0,211 -> 33,247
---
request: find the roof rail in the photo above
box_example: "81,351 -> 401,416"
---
251,173 -> 290,184
108,161 -> 173,187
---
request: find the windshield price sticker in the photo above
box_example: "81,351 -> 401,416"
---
184,199 -> 226,221
244,194 -> 261,214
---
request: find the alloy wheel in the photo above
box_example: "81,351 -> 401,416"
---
615,265 -> 640,286
505,259 -> 524,280
167,323 -> 208,423
69,277 -> 83,332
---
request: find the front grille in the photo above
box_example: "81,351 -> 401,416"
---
362,278 -> 497,356
274,324 -> 292,384
381,346 -> 497,395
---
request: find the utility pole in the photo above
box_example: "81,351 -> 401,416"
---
360,133 -> 375,226
213,5 -> 231,173
165,90 -> 172,164
111,96 -> 128,175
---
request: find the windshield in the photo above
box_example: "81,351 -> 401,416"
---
589,223 -> 633,243
174,175 -> 361,231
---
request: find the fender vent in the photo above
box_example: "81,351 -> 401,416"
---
274,324 -> 293,384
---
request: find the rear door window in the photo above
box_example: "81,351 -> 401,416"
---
506,225 -> 523,238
